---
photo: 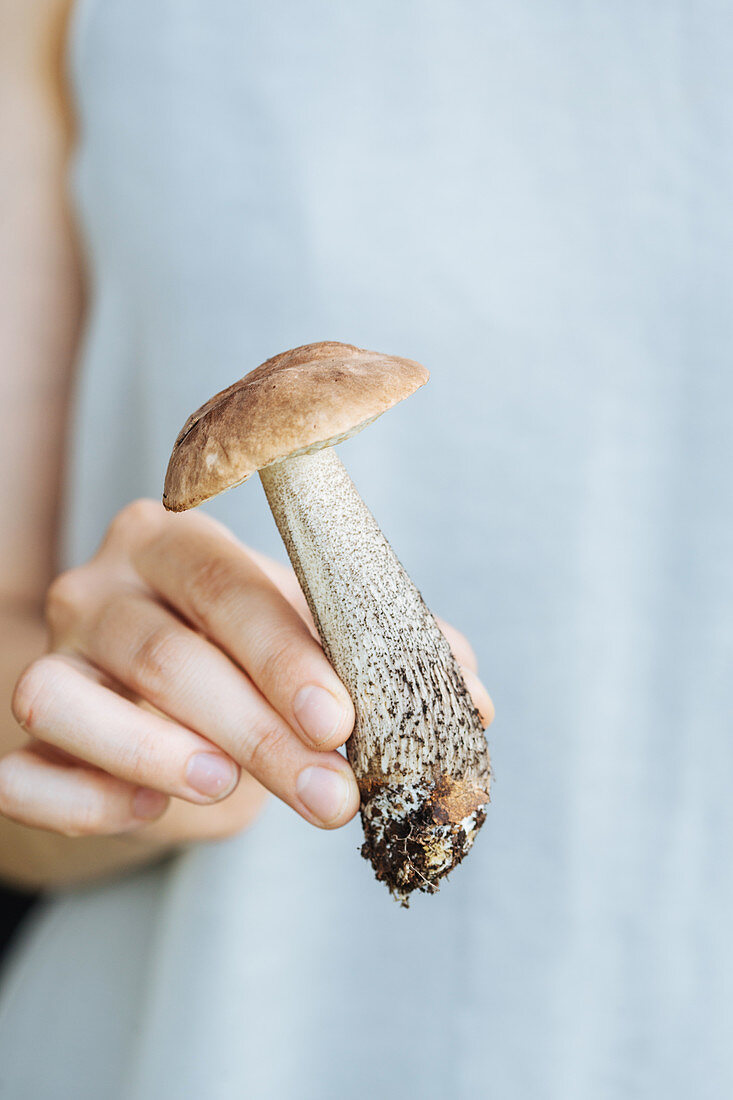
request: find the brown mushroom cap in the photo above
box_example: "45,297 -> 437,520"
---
163,341 -> 429,511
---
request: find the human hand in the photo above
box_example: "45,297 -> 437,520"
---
0,501 -> 493,847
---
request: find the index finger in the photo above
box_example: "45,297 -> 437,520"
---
132,516 -> 355,751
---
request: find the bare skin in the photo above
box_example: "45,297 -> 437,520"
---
0,0 -> 494,891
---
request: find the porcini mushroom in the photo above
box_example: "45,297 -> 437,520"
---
163,341 -> 490,904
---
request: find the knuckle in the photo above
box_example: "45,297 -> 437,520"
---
120,498 -> 164,530
106,499 -> 164,547
184,556 -> 239,624
129,622 -> 188,697
45,568 -> 87,632
62,797 -> 109,837
119,728 -> 160,785
239,722 -> 291,776
258,630 -> 305,691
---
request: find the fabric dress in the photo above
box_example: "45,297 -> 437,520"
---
1,2 -> 732,1098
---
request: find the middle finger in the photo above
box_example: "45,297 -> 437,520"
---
80,590 -> 359,827
134,523 -> 355,750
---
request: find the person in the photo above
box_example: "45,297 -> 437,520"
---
1,1 -> 731,1097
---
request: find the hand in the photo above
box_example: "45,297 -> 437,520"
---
0,500 -> 494,847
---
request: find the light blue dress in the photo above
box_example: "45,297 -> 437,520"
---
1,2 -> 732,1097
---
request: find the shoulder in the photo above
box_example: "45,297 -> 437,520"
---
1,0 -> 75,103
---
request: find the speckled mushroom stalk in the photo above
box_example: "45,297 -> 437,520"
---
259,447 -> 490,905
163,341 -> 491,905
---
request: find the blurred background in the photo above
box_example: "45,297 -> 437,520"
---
1,2 -> 732,1098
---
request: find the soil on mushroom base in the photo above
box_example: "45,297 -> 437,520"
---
359,775 -> 489,908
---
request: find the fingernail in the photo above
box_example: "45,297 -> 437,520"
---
133,788 -> 168,820
186,753 -> 238,799
296,766 -> 351,824
293,684 -> 348,745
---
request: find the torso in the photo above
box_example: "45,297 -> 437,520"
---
3,3 -> 733,1097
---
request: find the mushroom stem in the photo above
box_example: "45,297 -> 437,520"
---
259,446 -> 490,905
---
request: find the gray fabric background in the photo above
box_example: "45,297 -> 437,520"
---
1,2 -> 732,1097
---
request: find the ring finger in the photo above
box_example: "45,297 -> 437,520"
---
0,742 -> 169,836
12,653 -> 241,805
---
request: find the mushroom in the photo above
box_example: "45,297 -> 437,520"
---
163,341 -> 490,904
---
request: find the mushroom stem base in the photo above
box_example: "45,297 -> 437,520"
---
361,775 -> 489,906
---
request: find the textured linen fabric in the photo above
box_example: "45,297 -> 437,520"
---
1,2 -> 733,1097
